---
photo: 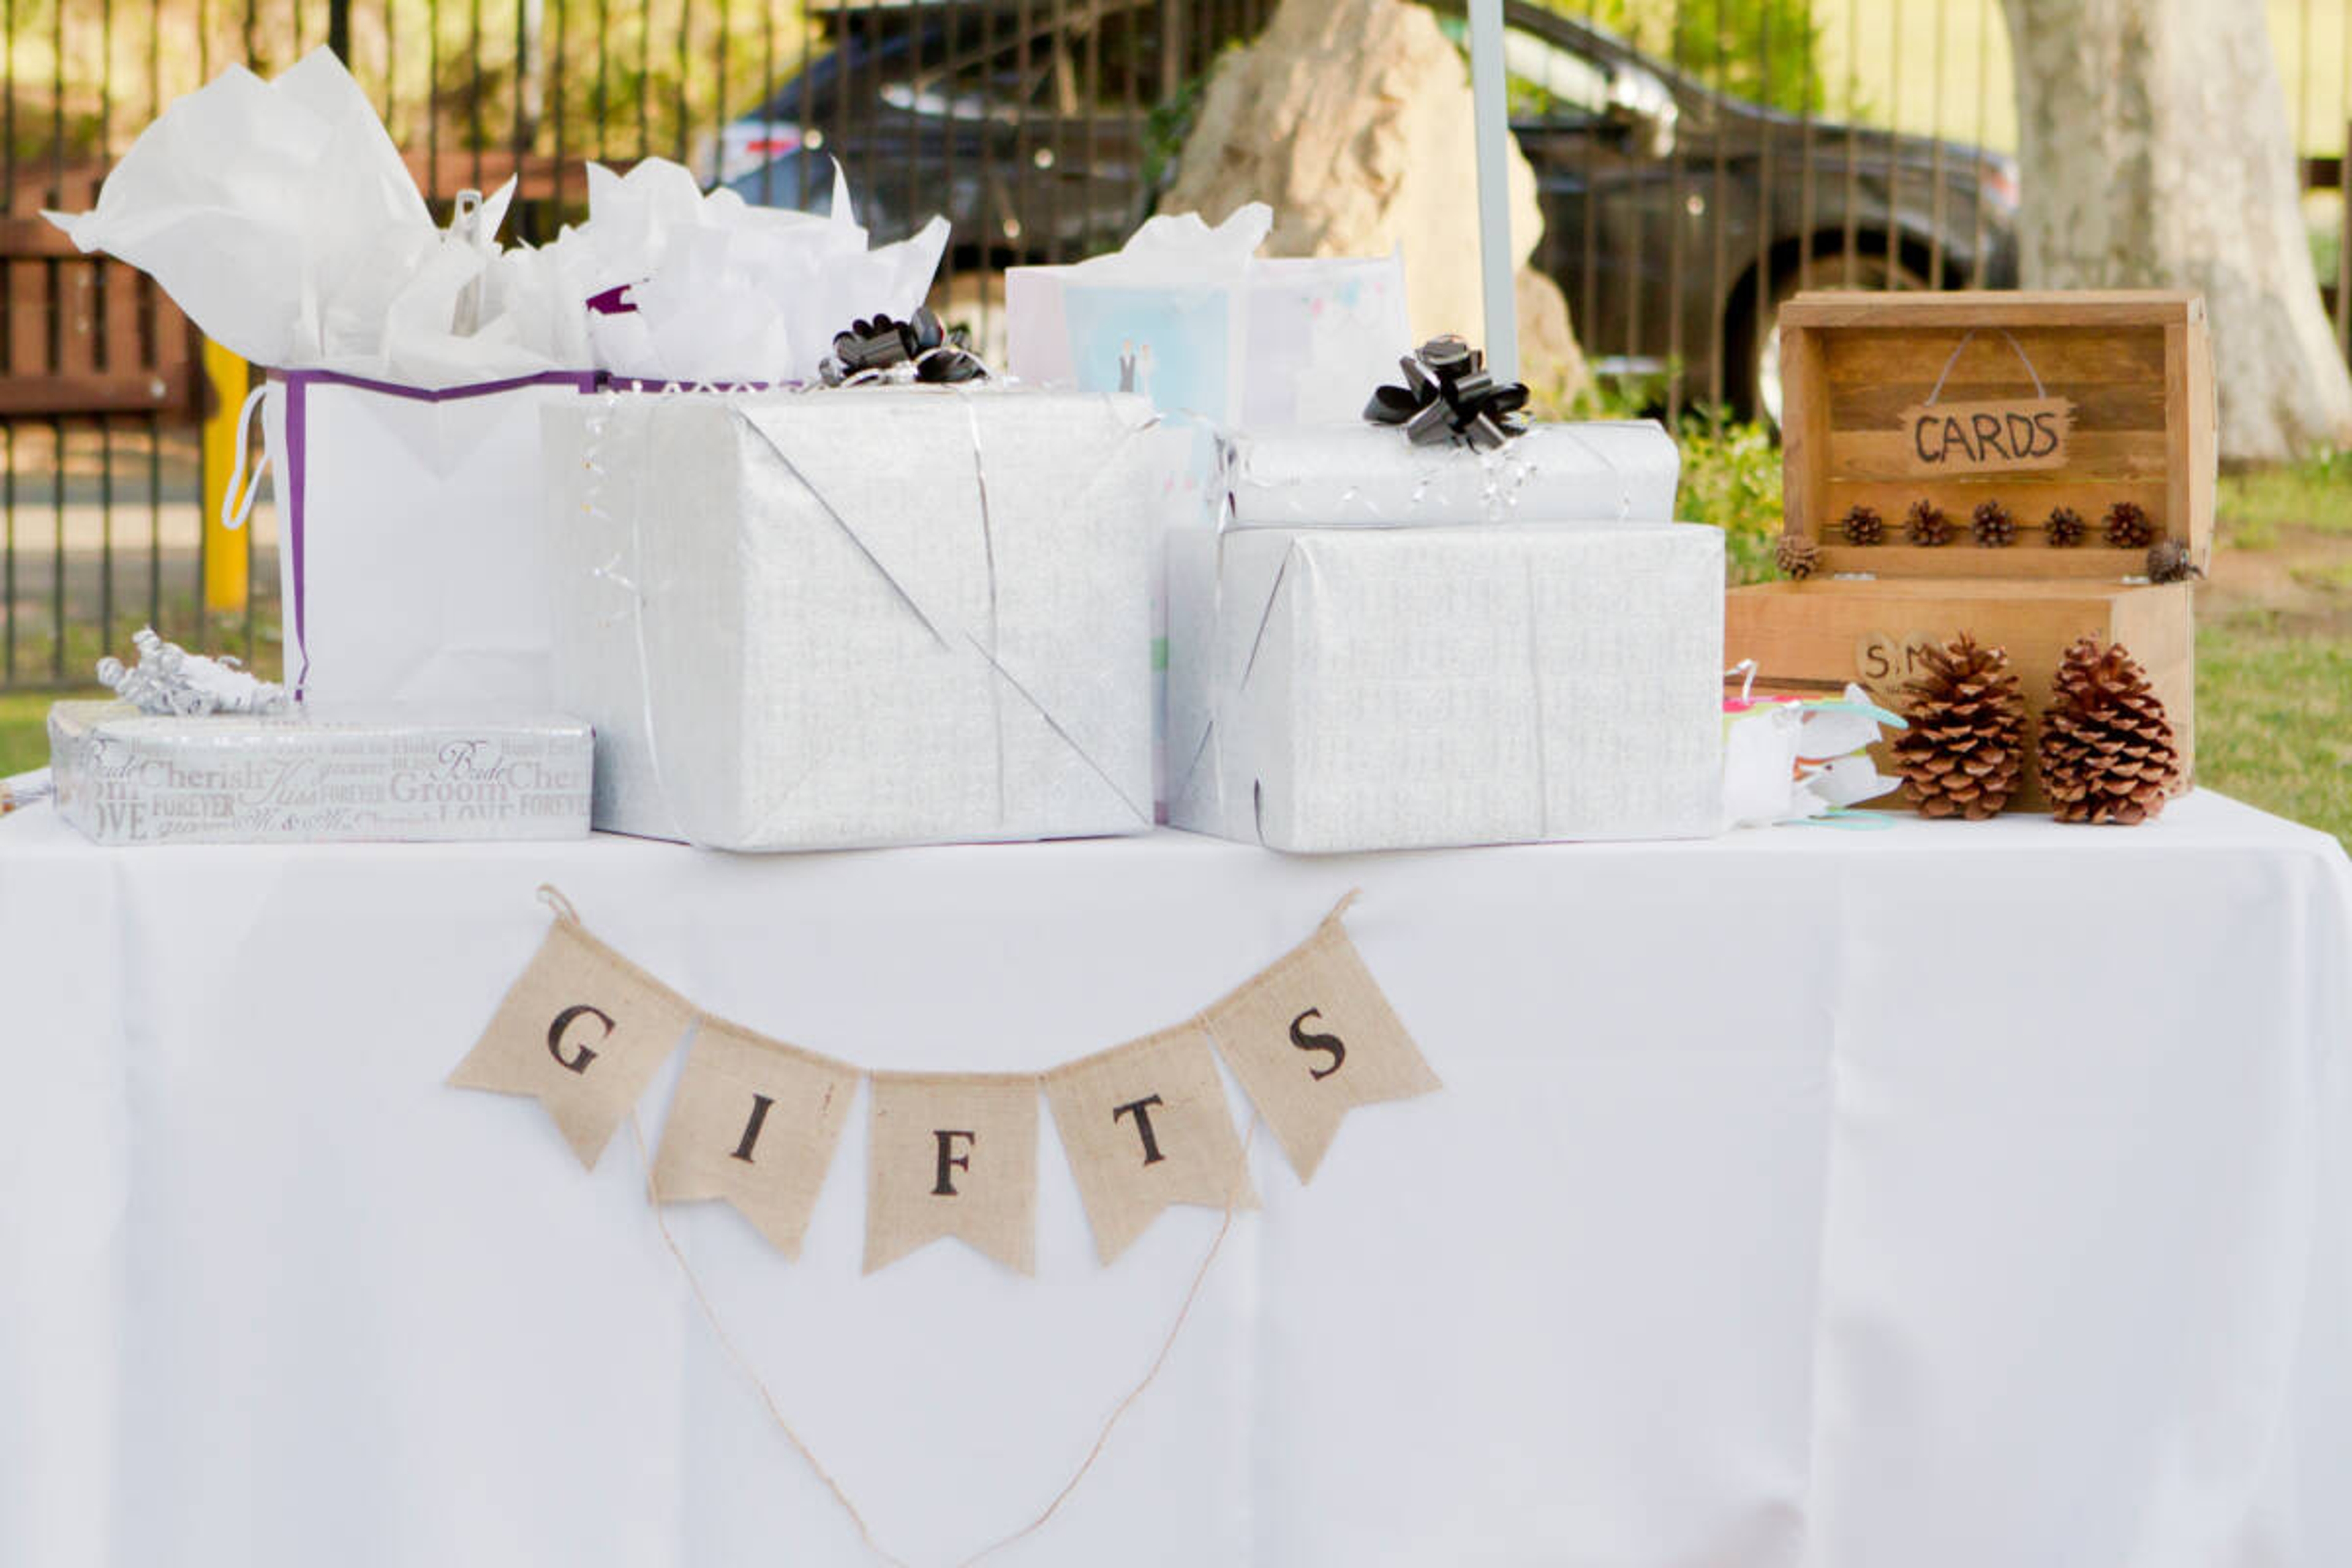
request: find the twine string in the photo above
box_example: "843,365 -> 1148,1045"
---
1925,326 -> 2048,406
625,1114 -> 1257,1568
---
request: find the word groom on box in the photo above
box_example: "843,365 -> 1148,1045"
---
450,891 -> 1438,1273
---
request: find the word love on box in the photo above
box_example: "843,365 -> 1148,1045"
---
449,889 -> 1438,1275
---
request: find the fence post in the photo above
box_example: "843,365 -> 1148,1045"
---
200,339 -> 251,616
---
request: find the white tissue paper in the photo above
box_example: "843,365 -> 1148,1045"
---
1168,522 -> 1727,852
1005,203 -> 1411,428
572,157 -> 948,385
1225,420 -> 1681,527
545,386 -> 1182,851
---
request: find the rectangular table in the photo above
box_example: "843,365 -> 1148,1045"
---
4,793 -> 2349,1567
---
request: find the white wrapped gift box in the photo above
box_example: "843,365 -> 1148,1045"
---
545,386 -> 1175,851
1167,522 -> 1726,853
1223,420 -> 1681,528
48,700 -> 592,845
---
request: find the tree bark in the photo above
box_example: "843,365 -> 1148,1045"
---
2000,0 -> 2352,461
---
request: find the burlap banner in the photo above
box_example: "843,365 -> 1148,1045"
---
452,886 -> 1437,1274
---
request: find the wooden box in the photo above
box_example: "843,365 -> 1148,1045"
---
1736,290 -> 2213,811
1726,580 -> 2193,810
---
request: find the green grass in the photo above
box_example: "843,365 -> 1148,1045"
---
2218,448 -> 2352,544
2196,613 -> 2352,843
0,690 -> 63,777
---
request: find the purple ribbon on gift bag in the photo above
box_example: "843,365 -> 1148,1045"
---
228,367 -> 601,695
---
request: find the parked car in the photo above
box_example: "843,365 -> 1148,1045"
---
714,0 -> 2019,420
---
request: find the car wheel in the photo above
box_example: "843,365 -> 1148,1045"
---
1747,251 -> 1931,429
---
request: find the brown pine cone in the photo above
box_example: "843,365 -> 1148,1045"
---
1888,633 -> 2028,820
2045,505 -> 2087,548
1905,499 -> 1954,547
2146,539 -> 2202,584
1972,499 -> 2016,548
2039,637 -> 2182,824
2103,500 -> 2156,549
1775,533 -> 1822,579
1841,503 -> 1885,546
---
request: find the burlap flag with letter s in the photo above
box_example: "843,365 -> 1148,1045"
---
448,913 -> 698,1167
864,1072 -> 1040,1276
650,1017 -> 861,1259
1046,1025 -> 1257,1265
1202,895 -> 1439,1182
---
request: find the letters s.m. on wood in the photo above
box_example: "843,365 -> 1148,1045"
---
1775,290 -> 2215,579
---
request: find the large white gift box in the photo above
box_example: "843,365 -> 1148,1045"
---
255,368 -> 598,705
545,386 -> 1175,850
1167,522 -> 1726,853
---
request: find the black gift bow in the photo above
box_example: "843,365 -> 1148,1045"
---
1363,334 -> 1531,451
821,306 -> 987,386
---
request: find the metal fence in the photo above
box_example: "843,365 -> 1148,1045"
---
0,0 -> 2346,688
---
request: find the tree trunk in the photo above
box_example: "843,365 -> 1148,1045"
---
1158,0 -> 1588,408
2000,0 -> 2352,461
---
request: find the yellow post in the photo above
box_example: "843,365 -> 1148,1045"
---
200,338 -> 252,614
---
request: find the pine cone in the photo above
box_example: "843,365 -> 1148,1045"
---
1972,499 -> 2016,548
2045,505 -> 2087,548
1775,533 -> 1822,579
2039,638 -> 2182,825
1905,499 -> 1954,547
1841,504 -> 1885,546
2103,500 -> 2155,549
2146,539 -> 2202,584
1888,634 -> 2028,820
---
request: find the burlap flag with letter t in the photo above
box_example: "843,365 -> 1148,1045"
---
1202,894 -> 1440,1182
448,914 -> 697,1167
650,1017 -> 861,1259
864,1072 -> 1039,1276
1046,1025 -> 1257,1265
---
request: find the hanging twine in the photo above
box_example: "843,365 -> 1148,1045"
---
625,1114 -> 1259,1568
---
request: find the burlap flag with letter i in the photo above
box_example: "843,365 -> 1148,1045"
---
448,913 -> 697,1167
864,1072 -> 1040,1276
1046,1025 -> 1257,1265
651,1017 -> 861,1259
1202,894 -> 1440,1182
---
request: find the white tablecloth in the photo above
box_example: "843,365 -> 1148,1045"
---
4,793 -> 2350,1568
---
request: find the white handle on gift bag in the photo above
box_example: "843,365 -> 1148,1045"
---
219,383 -> 271,532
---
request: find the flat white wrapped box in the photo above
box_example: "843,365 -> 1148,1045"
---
47,700 -> 592,845
1225,421 -> 1680,527
1168,524 -> 1725,852
546,388 -> 1169,850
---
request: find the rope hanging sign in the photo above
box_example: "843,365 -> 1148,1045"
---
1898,326 -> 2074,475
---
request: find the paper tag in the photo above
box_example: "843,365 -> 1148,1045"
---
1897,396 -> 2072,475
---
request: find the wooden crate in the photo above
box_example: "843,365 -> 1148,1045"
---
1728,579 -> 2194,811
1779,290 -> 2216,578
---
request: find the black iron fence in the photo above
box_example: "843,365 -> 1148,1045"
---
0,0 -> 2346,688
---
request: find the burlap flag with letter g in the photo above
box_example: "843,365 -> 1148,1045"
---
1202,896 -> 1440,1182
448,914 -> 698,1167
1046,1025 -> 1256,1265
864,1072 -> 1040,1276
651,1017 -> 861,1259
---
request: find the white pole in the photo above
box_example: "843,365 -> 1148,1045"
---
1468,0 -> 1518,379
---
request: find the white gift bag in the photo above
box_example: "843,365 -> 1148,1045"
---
236,368 -> 598,704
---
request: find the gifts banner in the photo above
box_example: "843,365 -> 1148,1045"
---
450,889 -> 1438,1274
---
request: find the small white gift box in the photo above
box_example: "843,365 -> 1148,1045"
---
252,368 -> 599,706
545,386 -> 1178,851
48,700 -> 592,845
1223,420 -> 1681,527
1167,521 -> 1726,853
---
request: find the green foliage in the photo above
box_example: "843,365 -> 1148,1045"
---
2220,447 -> 2352,540
1575,0 -> 1830,116
1673,413 -> 1784,582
